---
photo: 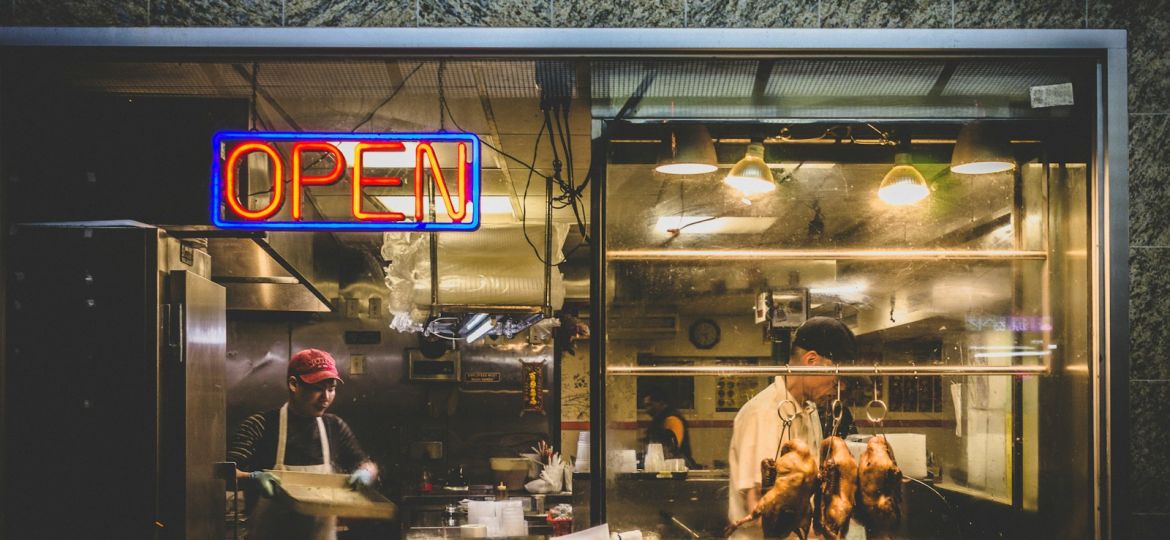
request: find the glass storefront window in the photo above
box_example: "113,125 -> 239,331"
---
599,57 -> 1095,538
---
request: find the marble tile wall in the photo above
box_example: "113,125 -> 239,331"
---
2,0 -> 1168,534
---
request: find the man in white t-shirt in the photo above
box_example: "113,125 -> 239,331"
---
728,317 -> 858,540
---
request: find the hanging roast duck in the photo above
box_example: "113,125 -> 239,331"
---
725,438 -> 818,539
854,435 -> 903,539
813,436 -> 859,540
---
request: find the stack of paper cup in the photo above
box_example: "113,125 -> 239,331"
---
500,501 -> 526,537
644,443 -> 665,472
467,501 -> 500,537
575,432 -> 591,473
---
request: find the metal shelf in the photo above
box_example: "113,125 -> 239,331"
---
606,364 -> 1049,377
606,249 -> 1048,261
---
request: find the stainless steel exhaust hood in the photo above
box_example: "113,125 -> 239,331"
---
168,227 -> 337,312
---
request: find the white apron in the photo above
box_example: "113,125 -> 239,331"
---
248,404 -> 337,540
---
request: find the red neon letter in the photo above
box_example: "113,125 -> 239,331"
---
352,142 -> 406,221
414,142 -> 469,223
291,142 -> 345,220
224,142 -> 283,220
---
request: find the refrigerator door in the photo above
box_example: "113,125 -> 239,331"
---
163,270 -> 226,539
5,225 -> 163,539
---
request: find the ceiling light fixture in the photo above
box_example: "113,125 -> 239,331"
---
878,144 -> 930,206
464,315 -> 495,343
654,125 -> 718,175
724,142 -> 776,197
950,121 -> 1016,174
459,313 -> 490,336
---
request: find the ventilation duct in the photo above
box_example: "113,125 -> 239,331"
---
381,224 -> 569,332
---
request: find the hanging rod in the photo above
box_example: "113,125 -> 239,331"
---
606,365 -> 1050,377
606,249 -> 1048,261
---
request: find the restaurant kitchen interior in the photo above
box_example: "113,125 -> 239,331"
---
0,30 -> 1128,540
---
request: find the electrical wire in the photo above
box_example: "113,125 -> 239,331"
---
435,76 -> 591,263
351,63 -> 425,133
249,62 -> 260,132
246,61 -> 424,197
436,74 -> 551,179
520,121 -> 554,265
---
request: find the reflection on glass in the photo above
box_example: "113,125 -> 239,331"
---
603,113 -> 1091,537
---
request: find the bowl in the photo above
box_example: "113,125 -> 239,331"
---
490,457 -> 530,490
518,453 -> 542,479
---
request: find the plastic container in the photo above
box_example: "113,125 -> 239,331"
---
267,470 -> 397,520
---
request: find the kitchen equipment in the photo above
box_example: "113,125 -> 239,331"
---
460,524 -> 488,538
447,465 -> 469,489
491,457 -> 530,490
408,348 -> 461,382
411,441 -> 445,460
268,470 -> 397,519
419,468 -> 434,492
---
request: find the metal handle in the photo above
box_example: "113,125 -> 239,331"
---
606,364 -> 1048,377
607,248 -> 1049,261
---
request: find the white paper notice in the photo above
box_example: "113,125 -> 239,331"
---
1030,83 -> 1075,108
951,382 -> 963,437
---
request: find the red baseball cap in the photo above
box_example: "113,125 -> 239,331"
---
289,348 -> 343,384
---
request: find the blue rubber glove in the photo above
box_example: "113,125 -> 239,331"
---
347,468 -> 375,490
249,471 -> 280,498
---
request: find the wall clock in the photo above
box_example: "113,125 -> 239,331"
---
688,318 -> 721,350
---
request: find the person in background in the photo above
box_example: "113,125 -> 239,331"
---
229,348 -> 379,540
727,317 -> 858,540
643,390 -> 699,469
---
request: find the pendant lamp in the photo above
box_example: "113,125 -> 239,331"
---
951,121 -> 1016,175
878,152 -> 929,206
655,125 -> 718,175
724,142 -> 776,197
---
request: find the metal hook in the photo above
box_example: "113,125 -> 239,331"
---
830,398 -> 845,422
865,364 -> 887,425
865,399 -> 888,424
777,399 -> 799,424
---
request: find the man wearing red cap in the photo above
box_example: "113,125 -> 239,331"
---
229,348 -> 378,540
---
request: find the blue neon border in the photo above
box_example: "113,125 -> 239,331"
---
211,131 -> 482,231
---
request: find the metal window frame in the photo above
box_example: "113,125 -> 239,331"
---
0,27 -> 1128,538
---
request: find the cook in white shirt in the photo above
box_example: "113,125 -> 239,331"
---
728,317 -> 859,540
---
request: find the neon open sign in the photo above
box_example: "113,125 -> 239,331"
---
211,131 -> 481,231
